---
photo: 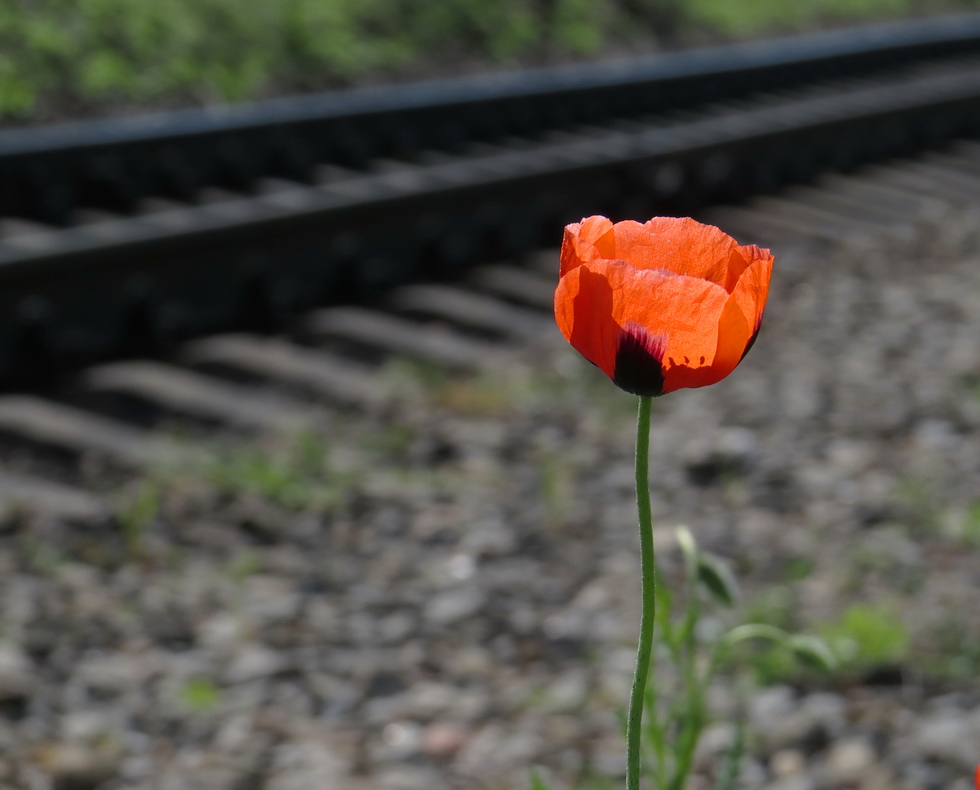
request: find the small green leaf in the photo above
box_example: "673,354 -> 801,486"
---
697,552 -> 740,606
675,524 -> 700,580
529,769 -> 552,790
722,623 -> 789,649
789,634 -> 839,672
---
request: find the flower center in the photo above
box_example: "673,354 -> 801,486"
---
613,325 -> 666,397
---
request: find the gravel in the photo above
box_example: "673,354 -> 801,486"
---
0,185 -> 979,788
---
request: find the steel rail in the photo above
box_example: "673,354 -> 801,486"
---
1,13 -> 980,223
0,56 -> 978,386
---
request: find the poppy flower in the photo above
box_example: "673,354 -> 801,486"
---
554,215 -> 773,397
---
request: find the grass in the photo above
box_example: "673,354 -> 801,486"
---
201,430 -> 342,511
816,603 -> 910,667
735,567 -> 980,685
681,0 -> 925,37
386,352 -> 638,431
926,616 -> 980,681
116,479 -> 161,553
179,676 -> 222,712
734,591 -> 911,683
941,500 -> 980,548
3,0 -> 979,120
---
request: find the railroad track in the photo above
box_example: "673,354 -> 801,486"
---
1,16 -> 980,517
2,138 -> 980,523
3,12 -> 980,225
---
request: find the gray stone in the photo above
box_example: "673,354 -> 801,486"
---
223,646 -> 287,684
904,709 -> 980,769
769,749 -> 807,779
423,587 -> 486,626
0,644 -> 34,702
764,776 -> 816,790
540,670 -> 590,714
823,737 -> 876,785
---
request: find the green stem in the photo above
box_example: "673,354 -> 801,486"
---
717,716 -> 747,790
627,396 -> 656,790
670,555 -> 705,789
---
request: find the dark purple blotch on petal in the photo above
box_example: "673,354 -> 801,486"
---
614,327 -> 666,397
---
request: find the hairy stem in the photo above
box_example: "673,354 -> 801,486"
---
627,395 -> 656,790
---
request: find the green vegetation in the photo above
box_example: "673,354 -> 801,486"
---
202,430 -> 341,510
179,676 -> 222,711
678,0 -> 930,37
782,555 -> 816,582
385,353 -> 636,428
116,479 -> 161,552
816,603 -> 909,667
926,616 -> 980,681
2,0 -> 978,120
531,530 -> 835,790
536,447 -> 577,531
227,549 -> 263,584
735,593 -> 910,683
942,500 -> 980,548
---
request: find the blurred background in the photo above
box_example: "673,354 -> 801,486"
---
0,2 -> 978,790
1,0 -> 979,124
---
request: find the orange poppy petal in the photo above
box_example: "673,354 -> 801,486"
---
555,261 -> 623,379
555,258 -> 732,396
608,217 -> 753,291
727,245 -> 774,337
559,215 -> 614,277
671,290 -> 752,392
663,247 -> 772,391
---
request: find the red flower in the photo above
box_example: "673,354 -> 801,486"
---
554,215 -> 774,397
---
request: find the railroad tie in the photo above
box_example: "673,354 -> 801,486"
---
467,265 -> 557,311
899,158 -> 980,196
0,396 -> 185,468
304,307 -> 501,372
387,284 -> 554,342
82,361 -> 321,433
944,139 -> 980,165
0,470 -> 108,522
699,204 -> 851,246
921,151 -> 980,185
527,249 -> 562,277
862,162 -> 980,203
813,173 -> 946,223
775,185 -> 921,236
922,151 -> 980,194
181,334 -> 382,407
0,218 -> 57,241
746,195 -> 895,240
